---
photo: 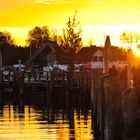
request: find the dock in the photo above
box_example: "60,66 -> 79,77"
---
0,69 -> 91,94
0,68 -> 140,140
90,71 -> 140,140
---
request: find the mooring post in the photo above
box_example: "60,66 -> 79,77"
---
101,74 -> 110,140
0,70 -> 3,91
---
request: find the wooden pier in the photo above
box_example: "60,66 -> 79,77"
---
1,67 -> 140,140
0,69 -> 91,94
91,71 -> 140,140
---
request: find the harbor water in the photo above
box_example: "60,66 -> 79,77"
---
0,91 -> 94,140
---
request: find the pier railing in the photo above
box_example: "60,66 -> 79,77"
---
0,69 -> 92,93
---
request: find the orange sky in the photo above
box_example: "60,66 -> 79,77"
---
1,0 -> 140,46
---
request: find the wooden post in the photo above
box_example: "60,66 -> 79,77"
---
127,49 -> 133,89
103,36 -> 112,74
8,71 -> 10,82
0,50 -> 2,68
28,72 -> 31,84
0,70 -> 3,91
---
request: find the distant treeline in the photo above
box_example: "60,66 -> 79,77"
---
0,12 -> 83,71
1,12 -> 138,70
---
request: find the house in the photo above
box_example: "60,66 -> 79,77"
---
76,46 -> 104,69
25,40 -> 64,69
76,40 -> 127,71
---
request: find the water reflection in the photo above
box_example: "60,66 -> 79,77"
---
0,93 -> 94,140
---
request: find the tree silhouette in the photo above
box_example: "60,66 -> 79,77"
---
0,31 -> 15,68
120,31 -> 140,49
26,26 -> 51,48
51,28 -> 59,42
120,31 -> 140,88
60,11 -> 83,72
26,12 -> 83,71
87,38 -> 94,47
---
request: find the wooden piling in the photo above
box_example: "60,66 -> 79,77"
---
91,70 -> 140,140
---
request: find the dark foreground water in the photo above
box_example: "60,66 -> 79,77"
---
0,92 -> 94,140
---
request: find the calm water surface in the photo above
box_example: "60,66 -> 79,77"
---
0,92 -> 94,140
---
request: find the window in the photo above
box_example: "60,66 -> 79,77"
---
99,57 -> 103,62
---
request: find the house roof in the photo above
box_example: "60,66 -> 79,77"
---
76,46 -> 103,62
25,40 -> 63,69
111,46 -> 127,61
76,46 -> 127,63
42,40 -> 62,52
104,36 -> 127,61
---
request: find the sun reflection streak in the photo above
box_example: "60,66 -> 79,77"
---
0,105 -> 94,140
74,109 -> 93,140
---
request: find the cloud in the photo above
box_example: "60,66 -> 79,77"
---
35,0 -> 104,5
94,0 -> 104,4
35,0 -> 80,5
35,0 -> 56,5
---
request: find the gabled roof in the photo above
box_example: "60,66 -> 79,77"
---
25,40 -> 63,69
76,46 -> 127,63
111,46 -> 127,61
43,40 -> 61,52
76,46 -> 103,62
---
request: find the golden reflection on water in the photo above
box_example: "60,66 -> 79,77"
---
74,110 -> 93,140
0,105 -> 93,140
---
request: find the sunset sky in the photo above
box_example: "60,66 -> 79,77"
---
1,0 -> 140,46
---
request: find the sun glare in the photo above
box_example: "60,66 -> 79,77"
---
133,49 -> 140,57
